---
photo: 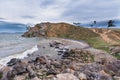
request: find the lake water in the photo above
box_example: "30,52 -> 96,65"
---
0,33 -> 40,66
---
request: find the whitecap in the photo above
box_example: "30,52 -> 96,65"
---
0,45 -> 38,69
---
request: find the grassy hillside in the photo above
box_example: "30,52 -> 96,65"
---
45,23 -> 99,40
44,23 -> 110,51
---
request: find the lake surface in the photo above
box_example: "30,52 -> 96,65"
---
0,33 -> 39,58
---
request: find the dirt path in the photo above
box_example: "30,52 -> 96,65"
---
91,29 -> 118,44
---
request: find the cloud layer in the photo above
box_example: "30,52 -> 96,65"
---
0,0 -> 120,24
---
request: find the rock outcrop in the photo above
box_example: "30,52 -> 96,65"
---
0,39 -> 120,80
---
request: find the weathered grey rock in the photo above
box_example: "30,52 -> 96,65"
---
79,63 -> 107,80
13,62 -> 28,75
110,46 -> 120,54
0,66 -> 11,80
27,65 -> 37,78
51,61 -> 62,68
105,60 -> 120,76
97,70 -> 112,80
7,62 -> 28,80
49,41 -> 64,49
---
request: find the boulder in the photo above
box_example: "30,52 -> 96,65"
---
7,58 -> 21,66
13,62 -> 28,75
0,66 -> 11,80
105,60 -> 120,76
7,62 -> 28,79
110,46 -> 120,54
35,56 -> 47,64
49,41 -> 63,48
98,70 -> 112,80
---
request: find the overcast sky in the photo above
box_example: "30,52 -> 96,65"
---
0,0 -> 120,24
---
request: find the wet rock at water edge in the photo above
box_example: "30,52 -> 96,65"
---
7,58 -> 21,66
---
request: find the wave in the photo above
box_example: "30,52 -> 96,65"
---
0,45 -> 38,69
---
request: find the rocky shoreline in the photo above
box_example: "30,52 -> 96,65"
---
0,38 -> 120,80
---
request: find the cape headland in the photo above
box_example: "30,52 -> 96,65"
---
0,22 -> 120,80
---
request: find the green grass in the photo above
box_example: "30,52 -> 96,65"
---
85,37 -> 109,51
113,53 -> 120,59
0,72 -> 3,79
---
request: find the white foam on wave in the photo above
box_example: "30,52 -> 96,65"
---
0,45 -> 38,69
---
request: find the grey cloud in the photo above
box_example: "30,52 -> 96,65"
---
62,0 -> 120,22
21,15 -> 36,19
0,17 -> 5,20
0,0 -> 119,23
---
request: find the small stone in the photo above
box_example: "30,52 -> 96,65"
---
31,77 -> 40,80
113,76 -> 120,80
52,61 -> 61,68
62,68 -> 75,74
47,75 -> 54,78
46,69 -> 57,76
54,73 -> 79,80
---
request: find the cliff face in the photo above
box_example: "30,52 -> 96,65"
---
22,22 -> 99,40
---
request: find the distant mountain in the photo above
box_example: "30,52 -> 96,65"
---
79,19 -> 120,28
0,21 -> 26,33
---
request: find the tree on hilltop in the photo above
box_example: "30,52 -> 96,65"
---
90,21 -> 97,28
107,20 -> 115,30
26,25 -> 31,31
